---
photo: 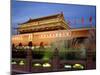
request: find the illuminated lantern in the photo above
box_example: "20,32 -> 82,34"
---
64,64 -> 72,69
19,60 -> 25,65
11,61 -> 17,64
33,63 -> 41,67
73,64 -> 84,69
43,63 -> 51,67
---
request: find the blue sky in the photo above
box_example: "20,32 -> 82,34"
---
11,0 -> 96,34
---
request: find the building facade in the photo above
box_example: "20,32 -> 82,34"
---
12,13 -> 96,49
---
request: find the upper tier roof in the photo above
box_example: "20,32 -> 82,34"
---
19,12 -> 64,25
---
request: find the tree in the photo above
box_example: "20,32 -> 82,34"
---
19,43 -> 22,46
28,41 -> 33,47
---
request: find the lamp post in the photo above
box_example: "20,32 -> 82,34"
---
52,48 -> 60,71
26,41 -> 33,72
